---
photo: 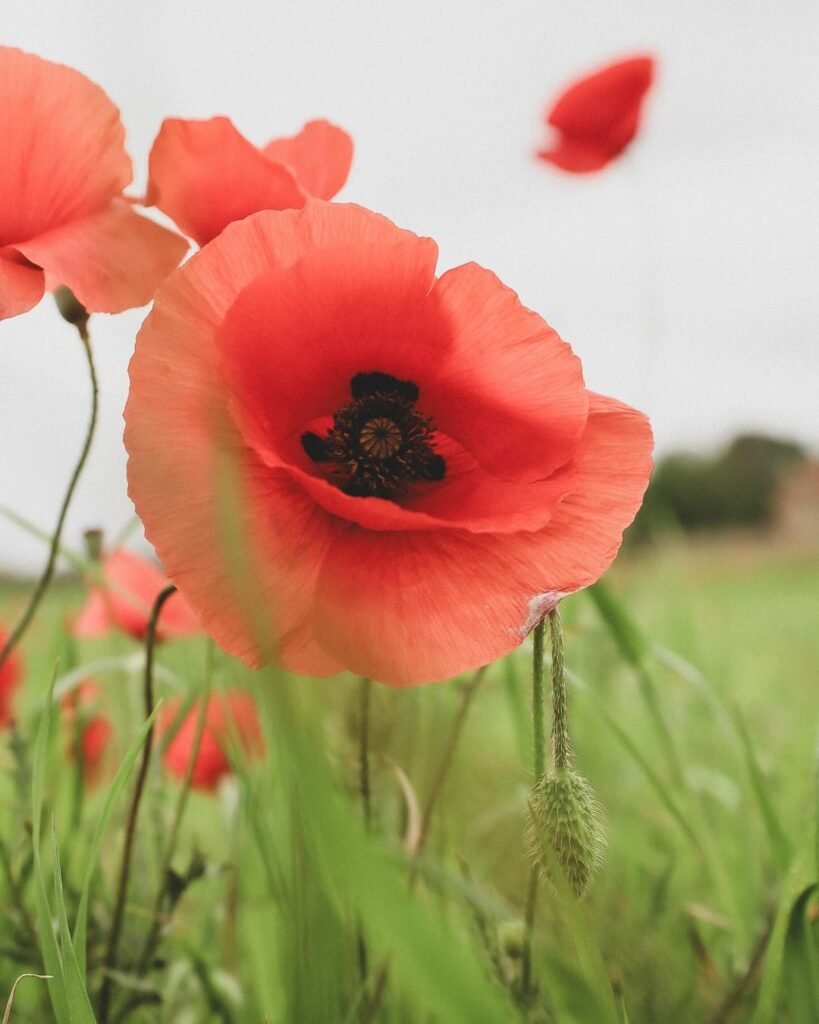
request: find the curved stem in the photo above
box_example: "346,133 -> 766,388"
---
134,639 -> 214,976
0,321 -> 98,674
548,609 -> 570,771
98,584 -> 176,1024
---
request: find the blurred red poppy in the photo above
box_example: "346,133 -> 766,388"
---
125,201 -> 652,686
146,117 -> 353,246
161,692 -> 264,792
72,548 -> 201,643
537,55 -> 655,173
62,679 -> 113,785
0,626 -> 22,727
0,47 -> 187,320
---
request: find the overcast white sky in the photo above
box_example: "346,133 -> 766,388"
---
2,0 -> 818,573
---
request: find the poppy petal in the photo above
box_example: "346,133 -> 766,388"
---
0,248 -> 45,319
423,262 -> 588,482
309,393 -> 651,686
18,200 -> 187,313
126,210 -> 369,669
146,117 -> 307,245
262,119 -> 353,200
216,235 -> 440,466
538,55 -> 655,173
0,46 -> 131,246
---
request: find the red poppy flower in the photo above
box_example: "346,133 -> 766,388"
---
61,679 -> 113,784
161,691 -> 264,791
125,201 -> 652,687
537,55 -> 655,173
146,116 -> 353,247
0,626 -> 22,727
72,548 -> 201,643
0,47 -> 187,320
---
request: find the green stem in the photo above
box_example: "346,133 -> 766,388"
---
531,620 -> 547,781
134,640 -> 215,975
357,678 -> 372,986
522,618 -> 548,998
0,320 -> 98,674
98,585 -> 176,1024
548,609 -> 570,771
359,678 -> 372,831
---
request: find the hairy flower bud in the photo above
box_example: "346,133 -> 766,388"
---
526,768 -> 606,897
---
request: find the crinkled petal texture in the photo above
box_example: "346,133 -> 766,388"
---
161,692 -> 264,791
0,46 -> 186,319
538,55 -> 655,173
147,116 -> 353,246
0,627 -> 22,727
72,549 -> 202,642
125,201 -> 652,687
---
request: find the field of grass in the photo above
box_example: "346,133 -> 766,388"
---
1,534 -> 818,1023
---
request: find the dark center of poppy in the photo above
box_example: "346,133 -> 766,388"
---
301,371 -> 446,498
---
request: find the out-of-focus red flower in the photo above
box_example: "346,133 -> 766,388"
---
146,117 -> 353,246
72,548 -> 201,643
125,200 -> 653,686
0,626 -> 22,727
61,679 -> 113,784
0,47 -> 187,320
161,692 -> 264,792
537,55 -> 655,173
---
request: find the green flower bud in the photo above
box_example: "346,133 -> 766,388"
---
526,768 -> 606,897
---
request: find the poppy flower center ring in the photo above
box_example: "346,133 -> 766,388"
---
300,370 -> 446,500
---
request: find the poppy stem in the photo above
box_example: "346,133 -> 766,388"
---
134,639 -> 215,976
531,619 -> 547,781
98,584 -> 176,1024
522,617 -> 547,998
356,678 -> 373,985
548,608 -> 571,771
358,678 -> 372,831
0,317 -> 98,676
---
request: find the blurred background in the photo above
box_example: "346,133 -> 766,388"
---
2,0 -> 818,571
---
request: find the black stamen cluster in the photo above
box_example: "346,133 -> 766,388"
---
301,372 -> 446,498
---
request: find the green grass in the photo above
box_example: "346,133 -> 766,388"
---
1,536 -> 818,1023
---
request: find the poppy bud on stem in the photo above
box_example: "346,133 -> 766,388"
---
521,609 -> 606,995
0,301 -> 98,677
528,609 -> 606,894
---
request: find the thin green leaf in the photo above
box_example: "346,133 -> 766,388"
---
752,846 -> 815,1024
588,581 -> 648,667
31,667 -> 69,1024
733,705 -> 792,873
782,884 -> 819,1024
51,821 -> 97,1022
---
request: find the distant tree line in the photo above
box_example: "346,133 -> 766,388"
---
629,434 -> 806,542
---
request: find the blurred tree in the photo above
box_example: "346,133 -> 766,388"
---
628,433 -> 806,542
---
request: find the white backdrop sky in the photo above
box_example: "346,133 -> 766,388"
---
2,0 -> 818,572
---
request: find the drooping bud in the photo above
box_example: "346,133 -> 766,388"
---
54,286 -> 88,328
525,767 -> 606,897
83,527 -> 104,563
